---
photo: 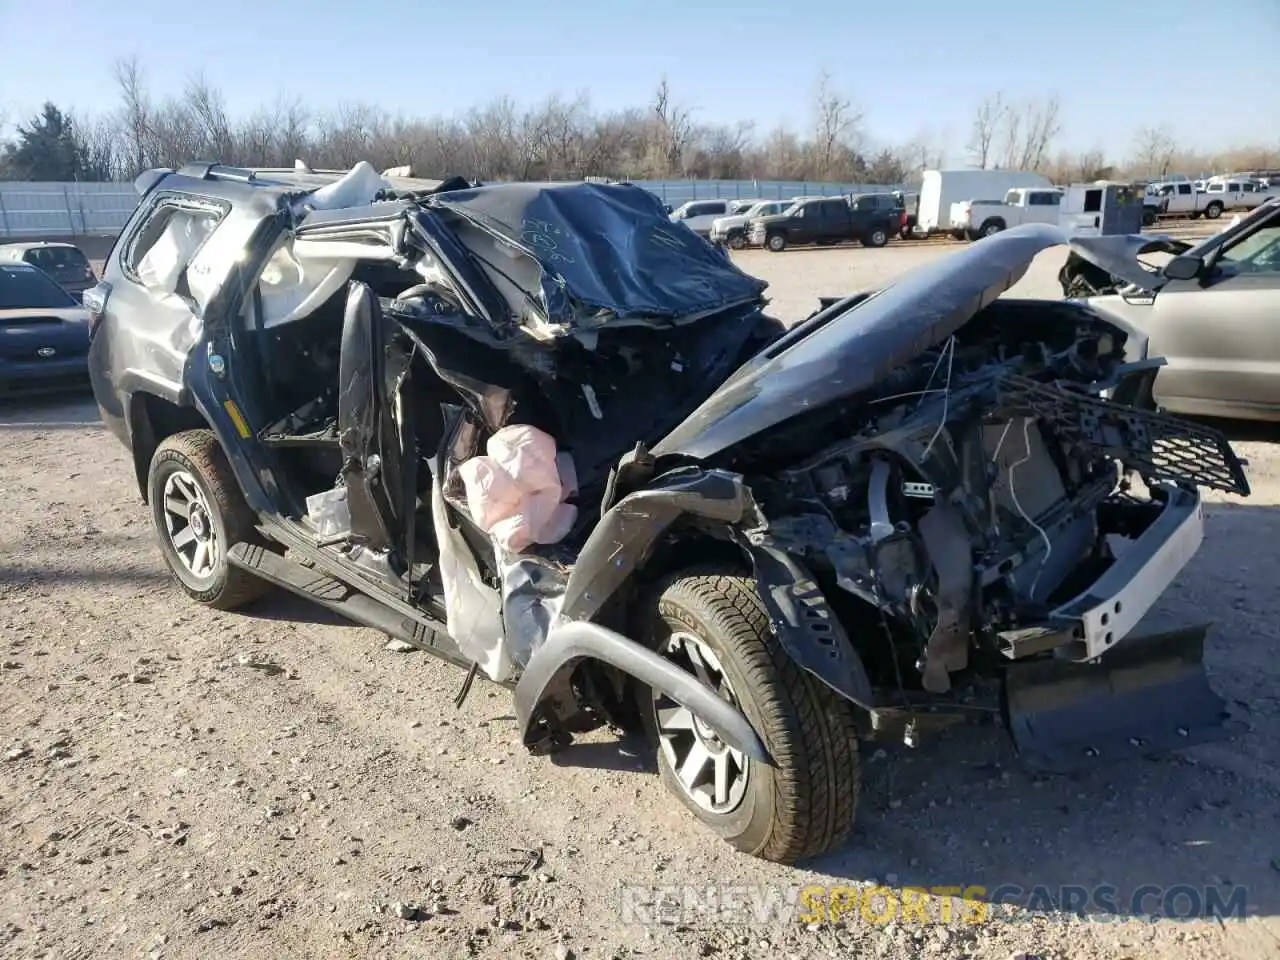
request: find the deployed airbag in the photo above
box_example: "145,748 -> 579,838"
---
458,425 -> 578,553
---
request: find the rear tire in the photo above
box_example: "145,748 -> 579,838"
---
641,568 -> 860,864
1204,201 -> 1223,219
148,429 -> 271,610
863,228 -> 889,248
979,219 -> 1005,238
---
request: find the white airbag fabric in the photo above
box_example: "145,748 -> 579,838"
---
458,425 -> 578,553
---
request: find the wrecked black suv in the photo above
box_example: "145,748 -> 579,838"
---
87,161 -> 1249,864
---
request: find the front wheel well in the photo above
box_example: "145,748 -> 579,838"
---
128,392 -> 211,502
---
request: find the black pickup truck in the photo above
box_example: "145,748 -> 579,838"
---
746,194 -> 899,251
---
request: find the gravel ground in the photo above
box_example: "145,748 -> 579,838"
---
3,235 -> 1279,960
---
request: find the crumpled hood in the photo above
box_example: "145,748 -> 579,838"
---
424,182 -> 768,329
654,223 -> 1133,460
1062,233 -> 1192,295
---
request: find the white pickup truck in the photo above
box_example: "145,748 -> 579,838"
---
950,186 -> 1064,240
1202,178 -> 1274,217
1145,180 -> 1222,219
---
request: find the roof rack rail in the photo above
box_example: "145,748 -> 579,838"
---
177,161 -> 258,183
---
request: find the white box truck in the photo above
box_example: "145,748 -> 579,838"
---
915,169 -> 1054,238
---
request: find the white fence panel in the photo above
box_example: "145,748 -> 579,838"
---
0,182 -> 139,238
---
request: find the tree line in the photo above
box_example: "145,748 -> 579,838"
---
1,58 -> 1276,186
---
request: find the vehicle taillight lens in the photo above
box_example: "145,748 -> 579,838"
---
82,281 -> 111,337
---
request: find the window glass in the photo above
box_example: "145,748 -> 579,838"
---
1219,224 -> 1280,273
129,203 -> 222,294
0,264 -> 78,309
25,246 -> 90,272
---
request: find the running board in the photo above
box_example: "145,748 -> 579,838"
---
226,542 -> 474,671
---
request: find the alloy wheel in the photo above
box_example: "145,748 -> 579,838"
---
652,630 -> 750,814
161,469 -> 219,580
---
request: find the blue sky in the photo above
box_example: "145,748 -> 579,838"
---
2,0 -> 1276,161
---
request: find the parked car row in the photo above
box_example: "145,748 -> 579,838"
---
0,241 -> 97,398
669,192 -> 910,252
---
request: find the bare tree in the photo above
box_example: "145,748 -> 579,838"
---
1009,94 -> 1062,170
811,70 -> 862,180
14,57 -> 1280,187
1130,124 -> 1178,178
112,56 -> 151,175
183,74 -> 235,160
651,77 -> 694,176
967,94 -> 1004,168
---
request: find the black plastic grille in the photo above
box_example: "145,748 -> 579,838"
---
996,374 -> 1250,497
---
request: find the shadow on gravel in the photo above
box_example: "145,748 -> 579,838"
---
236,590 -> 353,628
549,733 -> 654,773
0,564 -> 175,588
0,391 -> 99,427
541,501 -> 1280,922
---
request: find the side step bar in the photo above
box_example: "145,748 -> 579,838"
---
226,542 -> 475,673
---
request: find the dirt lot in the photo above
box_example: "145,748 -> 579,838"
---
3,237 -> 1279,960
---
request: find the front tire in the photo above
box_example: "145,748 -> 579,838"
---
148,429 -> 270,610
641,569 -> 860,864
863,228 -> 889,248
1204,201 -> 1223,219
766,232 -> 787,252
727,232 -> 746,250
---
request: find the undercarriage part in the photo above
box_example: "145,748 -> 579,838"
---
1002,623 -> 1235,774
996,374 -> 1250,496
915,504 -> 972,693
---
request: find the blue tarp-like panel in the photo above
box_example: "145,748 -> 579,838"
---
427,181 -> 768,325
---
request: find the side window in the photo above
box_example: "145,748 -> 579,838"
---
1083,190 -> 1103,213
1178,184 -> 1192,195
1243,182 -> 1257,193
852,197 -> 872,212
126,200 -> 223,296
823,200 -> 847,217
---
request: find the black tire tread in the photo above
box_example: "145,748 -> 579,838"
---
151,429 -> 270,610
654,568 -> 859,863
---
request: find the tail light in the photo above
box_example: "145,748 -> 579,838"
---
82,281 -> 112,338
